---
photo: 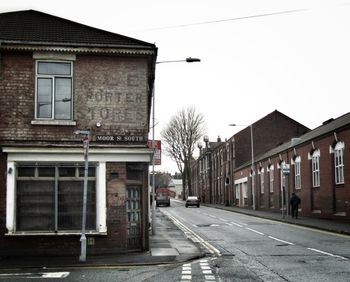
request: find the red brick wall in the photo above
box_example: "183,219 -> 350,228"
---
0,52 -> 150,145
0,50 -> 152,256
235,111 -> 310,167
236,126 -> 350,221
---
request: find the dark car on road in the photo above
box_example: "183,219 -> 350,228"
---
185,196 -> 200,208
156,188 -> 171,207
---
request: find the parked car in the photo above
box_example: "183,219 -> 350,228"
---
185,196 -> 200,208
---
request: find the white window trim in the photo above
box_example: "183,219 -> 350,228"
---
311,149 -> 320,188
294,156 -> 301,190
4,146 -> 152,235
260,168 -> 265,194
334,142 -> 345,184
35,60 -> 73,121
268,164 -> 274,193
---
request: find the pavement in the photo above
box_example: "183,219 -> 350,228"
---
1,202 -> 349,269
205,203 -> 350,236
0,208 -> 203,270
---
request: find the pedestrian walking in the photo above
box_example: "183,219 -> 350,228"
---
290,193 -> 301,219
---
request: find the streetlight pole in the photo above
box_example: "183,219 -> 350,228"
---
229,124 -> 256,210
74,130 -> 91,262
151,57 -> 200,235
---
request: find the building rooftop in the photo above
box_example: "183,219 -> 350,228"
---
0,10 -> 156,49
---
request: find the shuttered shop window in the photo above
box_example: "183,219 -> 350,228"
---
16,164 -> 96,232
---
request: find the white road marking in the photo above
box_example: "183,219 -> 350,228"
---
219,218 -> 228,222
162,210 -> 221,256
230,222 -> 243,227
245,227 -> 264,235
307,248 -> 348,260
238,222 -> 247,226
203,270 -> 213,274
268,236 -> 294,245
0,272 -> 70,279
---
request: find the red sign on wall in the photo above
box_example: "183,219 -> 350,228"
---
147,140 -> 161,165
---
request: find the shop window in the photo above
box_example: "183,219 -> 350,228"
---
16,163 -> 96,232
36,61 -> 72,120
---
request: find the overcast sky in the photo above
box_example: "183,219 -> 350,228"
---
2,0 -> 350,173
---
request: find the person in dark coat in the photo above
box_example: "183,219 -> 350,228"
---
290,193 -> 301,219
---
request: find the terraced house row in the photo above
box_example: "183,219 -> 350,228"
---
0,10 -> 157,257
192,111 -> 350,221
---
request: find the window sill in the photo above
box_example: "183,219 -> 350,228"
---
5,231 -> 107,236
31,120 -> 76,126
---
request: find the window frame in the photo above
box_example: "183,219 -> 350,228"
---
15,163 -> 97,233
294,156 -> 301,190
269,165 -> 274,193
259,168 -> 264,194
312,149 -> 320,188
334,142 -> 345,184
35,60 -> 73,120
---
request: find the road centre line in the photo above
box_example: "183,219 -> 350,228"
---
230,222 -> 243,227
307,248 -> 348,260
268,236 -> 294,245
245,227 -> 265,235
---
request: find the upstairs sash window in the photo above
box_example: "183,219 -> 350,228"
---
36,61 -> 72,120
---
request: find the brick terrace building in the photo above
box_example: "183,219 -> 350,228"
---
192,111 -> 350,221
234,112 -> 350,221
192,111 -> 310,206
0,10 -> 157,256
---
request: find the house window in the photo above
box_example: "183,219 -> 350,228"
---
36,61 -> 72,120
242,182 -> 248,206
334,142 -> 345,184
260,168 -> 264,194
269,165 -> 274,192
294,156 -> 301,190
16,163 -> 96,232
235,184 -> 240,199
312,149 -> 320,187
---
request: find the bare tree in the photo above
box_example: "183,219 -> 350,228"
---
161,107 -> 205,199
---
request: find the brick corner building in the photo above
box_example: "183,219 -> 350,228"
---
0,10 -> 157,257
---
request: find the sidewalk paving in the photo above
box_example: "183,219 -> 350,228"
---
0,208 -> 203,270
205,203 -> 350,236
1,203 -> 349,270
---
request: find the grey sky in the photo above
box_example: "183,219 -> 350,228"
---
2,0 -> 350,173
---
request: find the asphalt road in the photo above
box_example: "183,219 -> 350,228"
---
163,200 -> 350,281
1,200 -> 349,281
